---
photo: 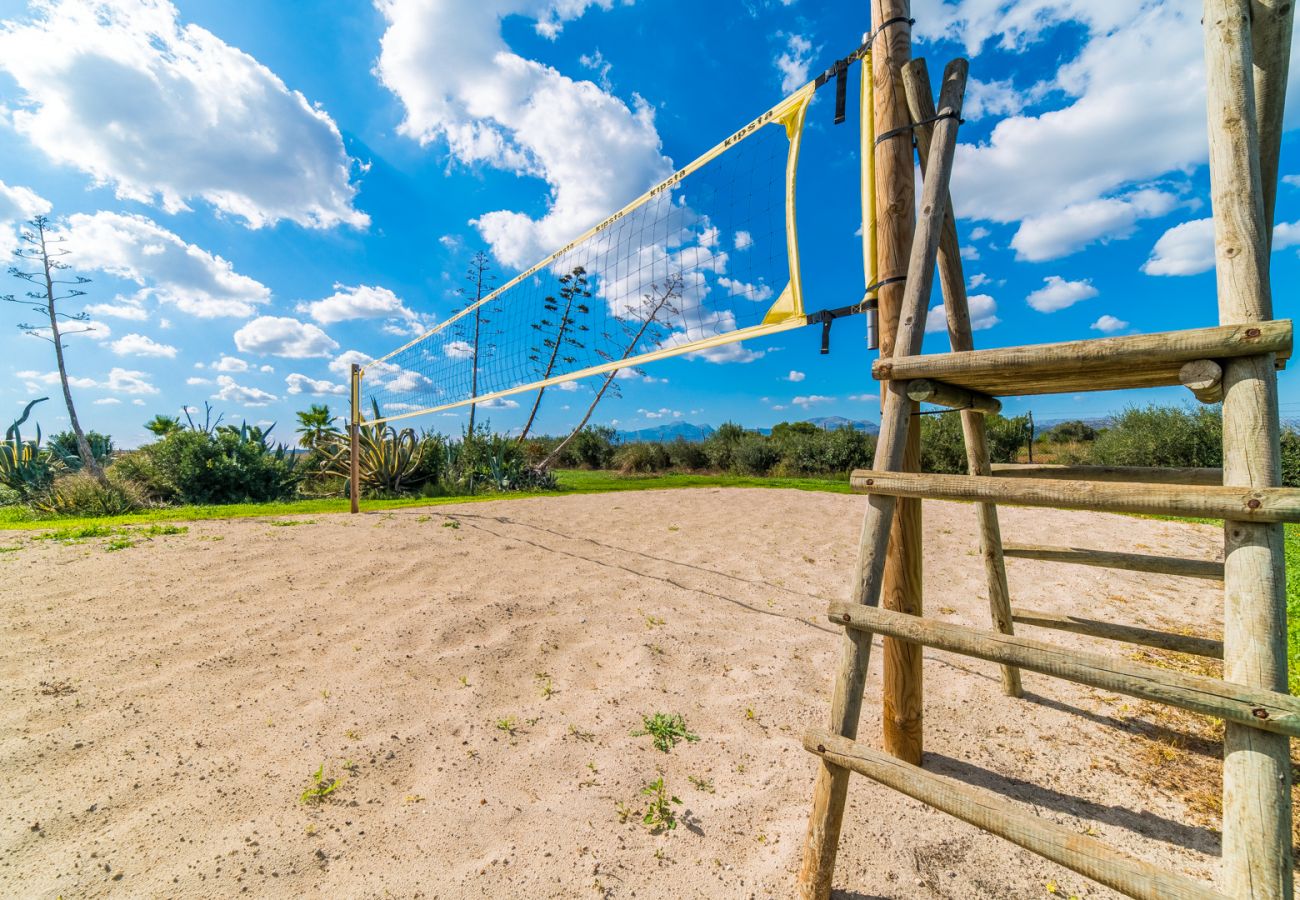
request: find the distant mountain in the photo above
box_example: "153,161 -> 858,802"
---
616,422 -> 716,442
615,417 -> 879,442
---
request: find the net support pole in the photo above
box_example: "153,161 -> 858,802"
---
1202,1 -> 1293,896
350,363 -> 361,515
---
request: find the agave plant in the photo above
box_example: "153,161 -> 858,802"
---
0,398 -> 57,500
323,400 -> 426,496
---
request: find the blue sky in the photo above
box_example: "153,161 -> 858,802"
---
0,0 -> 1296,447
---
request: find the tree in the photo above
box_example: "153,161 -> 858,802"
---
2,215 -> 102,480
539,274 -> 682,471
452,251 -> 498,434
145,414 -> 184,438
518,265 -> 592,442
295,403 -> 341,450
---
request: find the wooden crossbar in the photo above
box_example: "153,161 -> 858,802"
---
1010,607 -> 1224,658
991,463 -> 1224,486
871,320 -> 1292,396
850,470 -> 1300,523
803,730 -> 1226,900
905,378 -> 1001,414
1001,544 -> 1224,580
827,602 -> 1300,737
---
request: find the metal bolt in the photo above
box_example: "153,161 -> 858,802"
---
1246,327 -> 1261,338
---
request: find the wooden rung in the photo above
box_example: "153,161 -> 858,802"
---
849,470 -> 1300,523
826,601 -> 1300,737
802,729 -> 1225,900
1001,543 -> 1224,580
1010,607 -> 1224,658
991,463 -> 1223,486
906,378 -> 1001,414
871,320 -> 1292,395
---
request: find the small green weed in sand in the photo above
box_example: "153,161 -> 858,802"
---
300,764 -> 341,803
640,776 -> 681,832
633,713 -> 699,753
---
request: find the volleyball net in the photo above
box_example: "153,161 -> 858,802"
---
362,44 -> 875,426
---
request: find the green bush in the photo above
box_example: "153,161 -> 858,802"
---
732,433 -> 780,475
666,437 -> 709,470
47,430 -> 114,471
568,426 -> 617,469
146,427 -> 301,504
1038,420 -> 1097,444
614,442 -> 671,474
921,413 -> 1028,474
30,470 -> 147,517
704,422 -> 746,471
110,448 -> 179,502
1281,429 -> 1300,487
1090,404 -> 1222,469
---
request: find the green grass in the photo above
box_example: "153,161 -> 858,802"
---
0,470 -> 851,532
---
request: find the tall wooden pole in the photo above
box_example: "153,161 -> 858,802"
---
869,0 -> 923,768
1251,0 -> 1294,242
350,363 -> 361,515
1202,1 -> 1292,896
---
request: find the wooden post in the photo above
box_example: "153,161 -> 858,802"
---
1179,359 -> 1225,404
865,0 -> 924,770
1251,0 -> 1294,241
798,54 -> 967,900
902,56 -> 1022,698
1202,1 -> 1293,895
350,363 -> 361,515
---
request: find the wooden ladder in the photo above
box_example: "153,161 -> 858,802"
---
797,3 -> 1298,897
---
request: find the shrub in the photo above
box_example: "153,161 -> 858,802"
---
30,470 -> 147,517
666,438 -> 709,470
1281,429 -> 1300,487
704,422 -> 746,471
1090,404 -> 1222,469
569,426 -> 617,469
47,430 -> 114,471
921,412 -> 1028,474
732,433 -> 780,475
148,427 -> 301,504
614,442 -> 671,474
1038,419 -> 1097,444
110,448 -> 178,502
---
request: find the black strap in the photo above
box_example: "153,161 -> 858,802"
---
833,62 -> 849,125
865,274 -> 907,295
874,109 -> 963,146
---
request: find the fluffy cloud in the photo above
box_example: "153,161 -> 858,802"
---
786,370 -> 805,382
0,0 -> 367,229
774,33 -> 814,94
84,300 -> 148,320
234,316 -> 339,358
21,366 -> 159,395
926,293 -> 1000,333
213,374 -> 277,407
59,212 -> 271,318
0,180 -> 51,254
110,333 -> 177,357
792,394 -> 832,409
214,356 -> 249,372
1025,276 -> 1098,313
1142,217 -> 1215,276
1091,314 -> 1128,333
285,373 -> 346,396
374,0 -> 671,268
1010,189 -> 1179,261
297,283 -> 422,331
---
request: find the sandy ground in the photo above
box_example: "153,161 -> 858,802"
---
1,487 -> 1231,899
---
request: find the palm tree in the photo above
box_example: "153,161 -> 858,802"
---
295,404 -> 341,450
144,414 -> 183,437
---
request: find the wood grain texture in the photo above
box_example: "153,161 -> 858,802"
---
991,463 -> 1224,486
872,320 -> 1292,395
826,602 -> 1300,737
803,730 -> 1228,900
903,56 -> 1021,697
906,378 -> 1001,413
1251,0 -> 1295,239
1180,359 -> 1226,404
1001,543 -> 1224,580
850,470 -> 1300,523
1203,1 -> 1293,894
1010,607 -> 1224,658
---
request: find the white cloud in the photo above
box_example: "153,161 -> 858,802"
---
1142,217 -> 1214,276
186,376 -> 212,386
110,333 -> 177,357
734,230 -> 753,250
60,212 -> 271,318
0,180 -> 51,254
1010,189 -> 1178,261
960,245 -> 980,260
968,273 -> 990,288
296,283 -> 421,331
847,393 -> 879,403
775,33 -> 814,94
285,373 -> 346,396
0,0 -> 366,229
716,275 -> 774,302
1273,221 -> 1300,251
93,397 -> 121,405
786,370 -> 805,382
638,407 -> 680,420
968,226 -> 990,241
478,397 -> 518,409
792,394 -> 832,409
926,293 -> 1000,333
213,374 -> 277,407
1283,174 -> 1300,189
214,356 -> 249,372
234,316 -> 338,358
1026,275 -> 1098,313
963,78 -> 1030,121
375,0 -> 671,269
1091,314 -> 1128,333
444,340 -> 475,359
105,367 -> 158,395
84,300 -> 148,320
